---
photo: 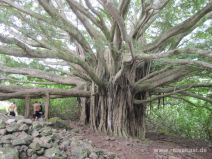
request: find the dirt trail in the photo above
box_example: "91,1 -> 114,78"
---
70,122 -> 212,159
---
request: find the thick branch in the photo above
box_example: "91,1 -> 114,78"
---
172,96 -> 212,111
0,77 -> 55,85
134,67 -> 189,92
0,35 -> 104,87
67,0 -> 110,41
155,83 -> 212,93
143,2 -> 212,52
100,0 -> 128,42
137,48 -> 212,59
0,87 -> 90,100
178,91 -> 212,103
37,0 -> 93,54
0,65 -> 81,85
134,87 -> 190,104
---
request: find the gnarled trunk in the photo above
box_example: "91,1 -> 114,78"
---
80,61 -> 150,138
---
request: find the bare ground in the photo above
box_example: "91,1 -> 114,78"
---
69,122 -> 212,159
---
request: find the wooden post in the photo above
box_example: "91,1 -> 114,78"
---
44,92 -> 50,119
24,95 -> 30,118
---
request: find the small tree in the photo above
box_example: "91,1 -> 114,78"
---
0,0 -> 211,138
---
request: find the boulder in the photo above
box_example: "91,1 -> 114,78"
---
36,157 -> 48,159
27,148 -> 33,157
36,148 -> 45,155
0,113 -> 8,121
44,147 -> 67,159
6,119 -> 16,124
0,119 -> 6,129
29,142 -> 41,152
12,132 -> 33,146
40,127 -> 52,136
0,129 -> 6,135
48,117 -> 70,129
0,134 -> 14,144
18,124 -> 29,131
32,130 -> 40,137
33,137 -> 52,148
6,123 -> 19,133
32,122 -> 43,131
0,147 -> 19,159
71,138 -> 93,159
17,119 -> 32,125
15,115 -> 25,121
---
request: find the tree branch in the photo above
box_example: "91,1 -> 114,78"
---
178,91 -> 212,103
155,83 -> 212,93
143,2 -> 212,52
0,87 -> 90,100
134,67 -> 189,92
67,0 -> 110,41
136,48 -> 212,59
0,65 -> 81,86
134,86 -> 191,104
99,0 -> 128,42
171,96 -> 212,111
37,0 -> 93,54
0,36 -> 104,87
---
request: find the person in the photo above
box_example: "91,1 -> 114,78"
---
33,102 -> 44,120
6,103 -> 18,117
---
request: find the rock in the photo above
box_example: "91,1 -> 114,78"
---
0,129 -> 6,135
17,119 -> 32,125
19,151 -> 28,159
6,118 -> 16,124
32,130 -> 40,137
36,157 -> 48,159
33,137 -> 52,148
107,154 -> 116,159
72,128 -> 80,133
71,138 -> 93,159
48,117 -> 69,130
0,119 -> 6,129
12,132 -> 33,146
29,142 -> 41,152
31,154 -> 37,159
59,141 -> 70,151
40,127 -> 52,136
19,145 -> 28,152
32,122 -> 43,131
36,148 -> 45,155
15,115 -> 25,121
0,147 -> 19,159
95,150 -> 105,157
90,152 -> 98,159
106,137 -> 115,141
0,134 -> 14,144
44,147 -> 67,159
27,149 -> 33,157
6,123 -> 19,133
3,143 -> 12,147
0,113 -> 8,121
19,124 -> 29,131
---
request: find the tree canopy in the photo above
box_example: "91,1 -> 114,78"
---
0,0 -> 211,138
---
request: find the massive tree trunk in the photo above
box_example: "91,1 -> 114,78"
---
81,61 -> 150,138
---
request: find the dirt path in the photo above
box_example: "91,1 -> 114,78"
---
69,122 -> 212,159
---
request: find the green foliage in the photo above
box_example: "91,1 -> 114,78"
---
49,98 -> 78,120
147,98 -> 212,141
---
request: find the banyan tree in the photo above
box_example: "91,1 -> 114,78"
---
0,0 -> 211,138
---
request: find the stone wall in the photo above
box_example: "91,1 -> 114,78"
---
0,114 -> 118,159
